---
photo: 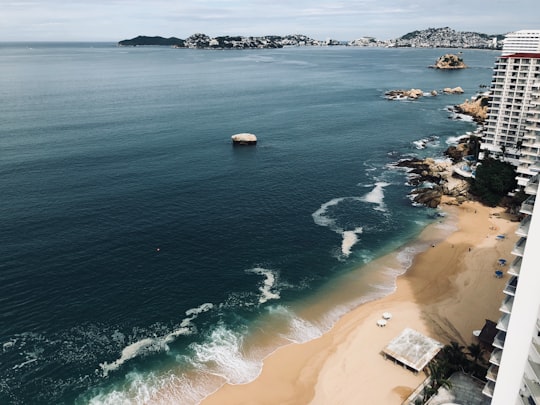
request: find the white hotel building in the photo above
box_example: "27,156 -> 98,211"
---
480,30 -> 540,187
482,30 -> 540,405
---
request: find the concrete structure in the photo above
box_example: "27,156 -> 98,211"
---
484,168 -> 540,403
516,82 -> 540,186
502,30 -> 540,56
481,30 -> 540,178
382,328 -> 443,372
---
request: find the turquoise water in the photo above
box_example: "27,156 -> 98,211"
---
0,43 -> 496,404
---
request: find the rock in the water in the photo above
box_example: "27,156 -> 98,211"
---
431,53 -> 467,69
231,133 -> 257,145
443,86 -> 464,94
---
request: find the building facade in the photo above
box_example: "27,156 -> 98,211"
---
484,169 -> 539,404
481,30 -> 540,178
480,30 -> 540,405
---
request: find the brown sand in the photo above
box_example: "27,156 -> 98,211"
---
201,201 -> 518,405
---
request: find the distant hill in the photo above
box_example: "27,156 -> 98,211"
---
118,28 -> 504,49
118,36 -> 185,47
391,27 -> 503,49
118,33 -> 338,49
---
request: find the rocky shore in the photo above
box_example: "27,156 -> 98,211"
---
397,157 -> 471,208
453,93 -> 489,123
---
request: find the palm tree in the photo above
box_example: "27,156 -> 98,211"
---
467,342 -> 487,377
466,343 -> 485,366
422,361 -> 452,403
443,341 -> 467,372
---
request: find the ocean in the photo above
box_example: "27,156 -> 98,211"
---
0,43 -> 496,404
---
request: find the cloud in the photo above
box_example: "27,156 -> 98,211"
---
0,0 -> 538,41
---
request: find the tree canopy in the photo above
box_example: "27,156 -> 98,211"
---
469,158 -> 517,206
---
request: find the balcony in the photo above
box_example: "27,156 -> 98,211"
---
503,276 -> 518,297
490,348 -> 503,366
517,215 -> 532,237
482,380 -> 495,398
525,174 -> 539,195
497,313 -> 511,332
486,364 -> 499,382
521,195 -> 536,215
508,256 -> 522,276
512,237 -> 527,257
532,338 -> 540,359
493,330 -> 507,349
523,375 -> 540,405
499,296 -> 514,314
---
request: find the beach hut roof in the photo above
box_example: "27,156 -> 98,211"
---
382,328 -> 443,372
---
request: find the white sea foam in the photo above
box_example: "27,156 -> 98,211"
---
246,267 -> 280,304
190,325 -> 261,385
12,358 -> 37,370
311,197 -> 346,230
100,338 -> 160,377
89,370 -> 217,405
341,227 -> 363,257
313,192 -> 389,257
99,303 -> 214,376
285,315 -> 324,344
360,181 -> 389,212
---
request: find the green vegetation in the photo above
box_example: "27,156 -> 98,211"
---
469,157 -> 517,206
415,341 -> 488,404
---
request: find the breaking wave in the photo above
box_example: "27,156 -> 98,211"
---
246,267 -> 281,304
100,303 -> 214,376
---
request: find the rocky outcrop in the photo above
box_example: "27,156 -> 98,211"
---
431,53 -> 468,69
385,87 -> 462,100
454,94 -> 489,123
385,89 -> 426,100
444,135 -> 481,163
231,133 -> 257,145
397,157 -> 470,207
443,86 -> 464,94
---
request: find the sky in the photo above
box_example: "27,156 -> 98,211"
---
1,0 -> 539,42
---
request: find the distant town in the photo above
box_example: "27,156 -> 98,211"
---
119,27 -> 504,50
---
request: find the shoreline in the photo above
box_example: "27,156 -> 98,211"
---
201,200 -> 518,404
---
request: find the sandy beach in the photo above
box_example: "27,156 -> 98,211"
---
201,200 -> 518,405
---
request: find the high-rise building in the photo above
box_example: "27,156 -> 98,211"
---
481,30 -> 540,404
516,82 -> 540,186
484,169 -> 539,404
481,30 -> 540,177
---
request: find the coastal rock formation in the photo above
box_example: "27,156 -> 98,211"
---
385,88 -> 461,100
444,135 -> 481,163
231,133 -> 257,145
454,94 -> 489,123
397,157 -> 471,207
443,86 -> 464,94
431,53 -> 468,69
397,158 -> 447,186
385,89 -> 427,100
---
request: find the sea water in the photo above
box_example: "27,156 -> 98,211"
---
0,43 -> 496,404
